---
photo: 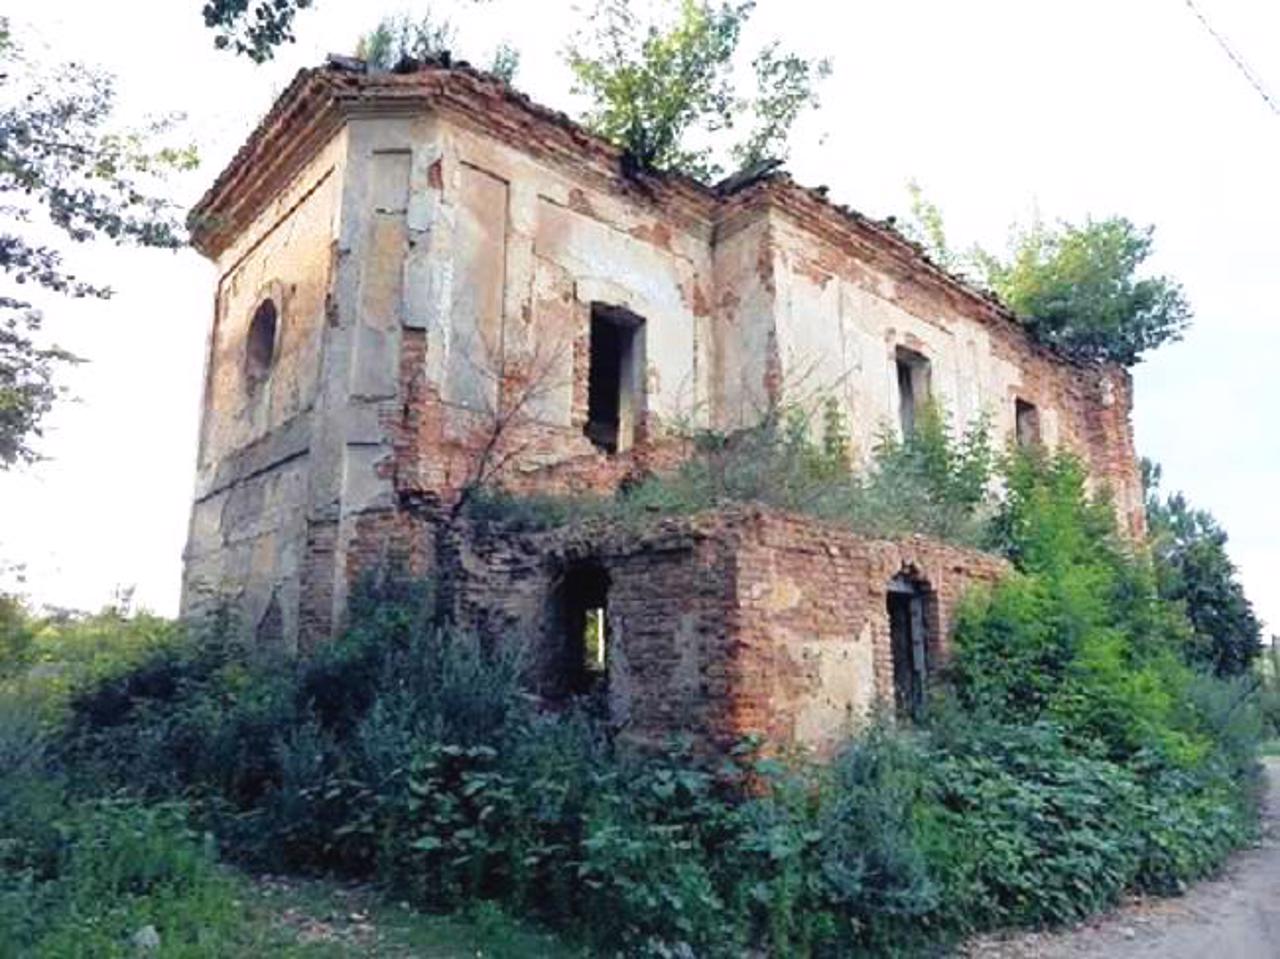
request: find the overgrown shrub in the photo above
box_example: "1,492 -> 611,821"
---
928,717 -> 1145,929
0,688 -> 259,957
0,594 -> 179,724
469,398 -> 997,548
946,450 -> 1259,921
6,445 -> 1264,956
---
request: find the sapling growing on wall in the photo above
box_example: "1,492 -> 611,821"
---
565,0 -> 830,180
897,183 -> 1192,367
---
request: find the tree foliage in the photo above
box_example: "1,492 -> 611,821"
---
975,215 -> 1191,366
566,0 -> 829,180
897,183 -> 1191,367
960,451 -> 1203,763
1143,460 -> 1262,677
205,0 -> 497,63
0,21 -> 196,466
900,178 -> 955,270
202,0 -> 313,63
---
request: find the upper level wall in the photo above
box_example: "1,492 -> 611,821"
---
198,133 -> 344,470
709,210 -> 778,430
765,206 -> 1144,534
364,108 -> 722,500
333,105 -> 1142,529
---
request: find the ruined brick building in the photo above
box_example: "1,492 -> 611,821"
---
182,59 -> 1144,752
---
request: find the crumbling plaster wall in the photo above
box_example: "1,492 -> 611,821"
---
182,131 -> 347,648
726,510 -> 1007,753
708,210 -> 779,429
379,111 -> 721,500
299,107 -> 732,644
765,209 -> 1145,535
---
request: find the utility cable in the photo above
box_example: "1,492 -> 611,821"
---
1183,0 -> 1280,117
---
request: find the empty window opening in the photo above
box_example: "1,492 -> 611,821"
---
586,305 -> 645,454
1015,398 -> 1041,448
887,575 -> 931,721
555,562 -> 611,697
246,298 -> 278,387
895,347 -> 931,436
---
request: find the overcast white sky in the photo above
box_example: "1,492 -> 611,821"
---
1,0 -> 1277,632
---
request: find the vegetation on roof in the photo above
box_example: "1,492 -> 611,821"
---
901,187 -> 1191,366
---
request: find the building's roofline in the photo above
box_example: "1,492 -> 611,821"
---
190,57 -> 1111,374
189,57 -> 720,256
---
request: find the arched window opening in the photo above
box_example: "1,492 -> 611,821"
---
245,298 -> 278,386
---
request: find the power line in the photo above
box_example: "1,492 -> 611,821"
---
1183,0 -> 1280,117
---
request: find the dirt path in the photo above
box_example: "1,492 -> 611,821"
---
965,758 -> 1280,958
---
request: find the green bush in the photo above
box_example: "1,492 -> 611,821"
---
469,398 -> 996,549
928,718 -> 1145,929
945,450 -> 1259,919
0,712 -> 249,958
0,594 -> 179,724
12,448 -> 1261,956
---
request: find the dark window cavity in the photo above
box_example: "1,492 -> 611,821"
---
555,562 -> 611,697
887,574 -> 930,721
895,346 -> 931,436
586,304 -> 645,454
1015,398 -> 1041,448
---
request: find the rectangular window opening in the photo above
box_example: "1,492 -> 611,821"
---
1015,398 -> 1041,448
887,578 -> 929,722
895,347 -> 931,437
586,305 -> 645,454
556,563 -> 611,698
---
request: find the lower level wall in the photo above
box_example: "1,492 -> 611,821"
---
727,513 -> 1007,752
442,515 -> 738,746
445,506 -> 1009,754
182,450 -> 311,653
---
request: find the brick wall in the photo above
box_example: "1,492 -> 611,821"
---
443,506 -> 1008,754
725,511 -> 1007,753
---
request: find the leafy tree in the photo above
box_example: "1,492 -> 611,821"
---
1143,460 -> 1262,676
566,0 -> 829,180
975,215 -> 1191,366
731,40 -> 832,169
202,0 -> 313,63
0,20 -> 196,466
957,450 -> 1202,764
204,0 -> 495,62
488,43 -> 521,84
895,184 -> 1190,367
